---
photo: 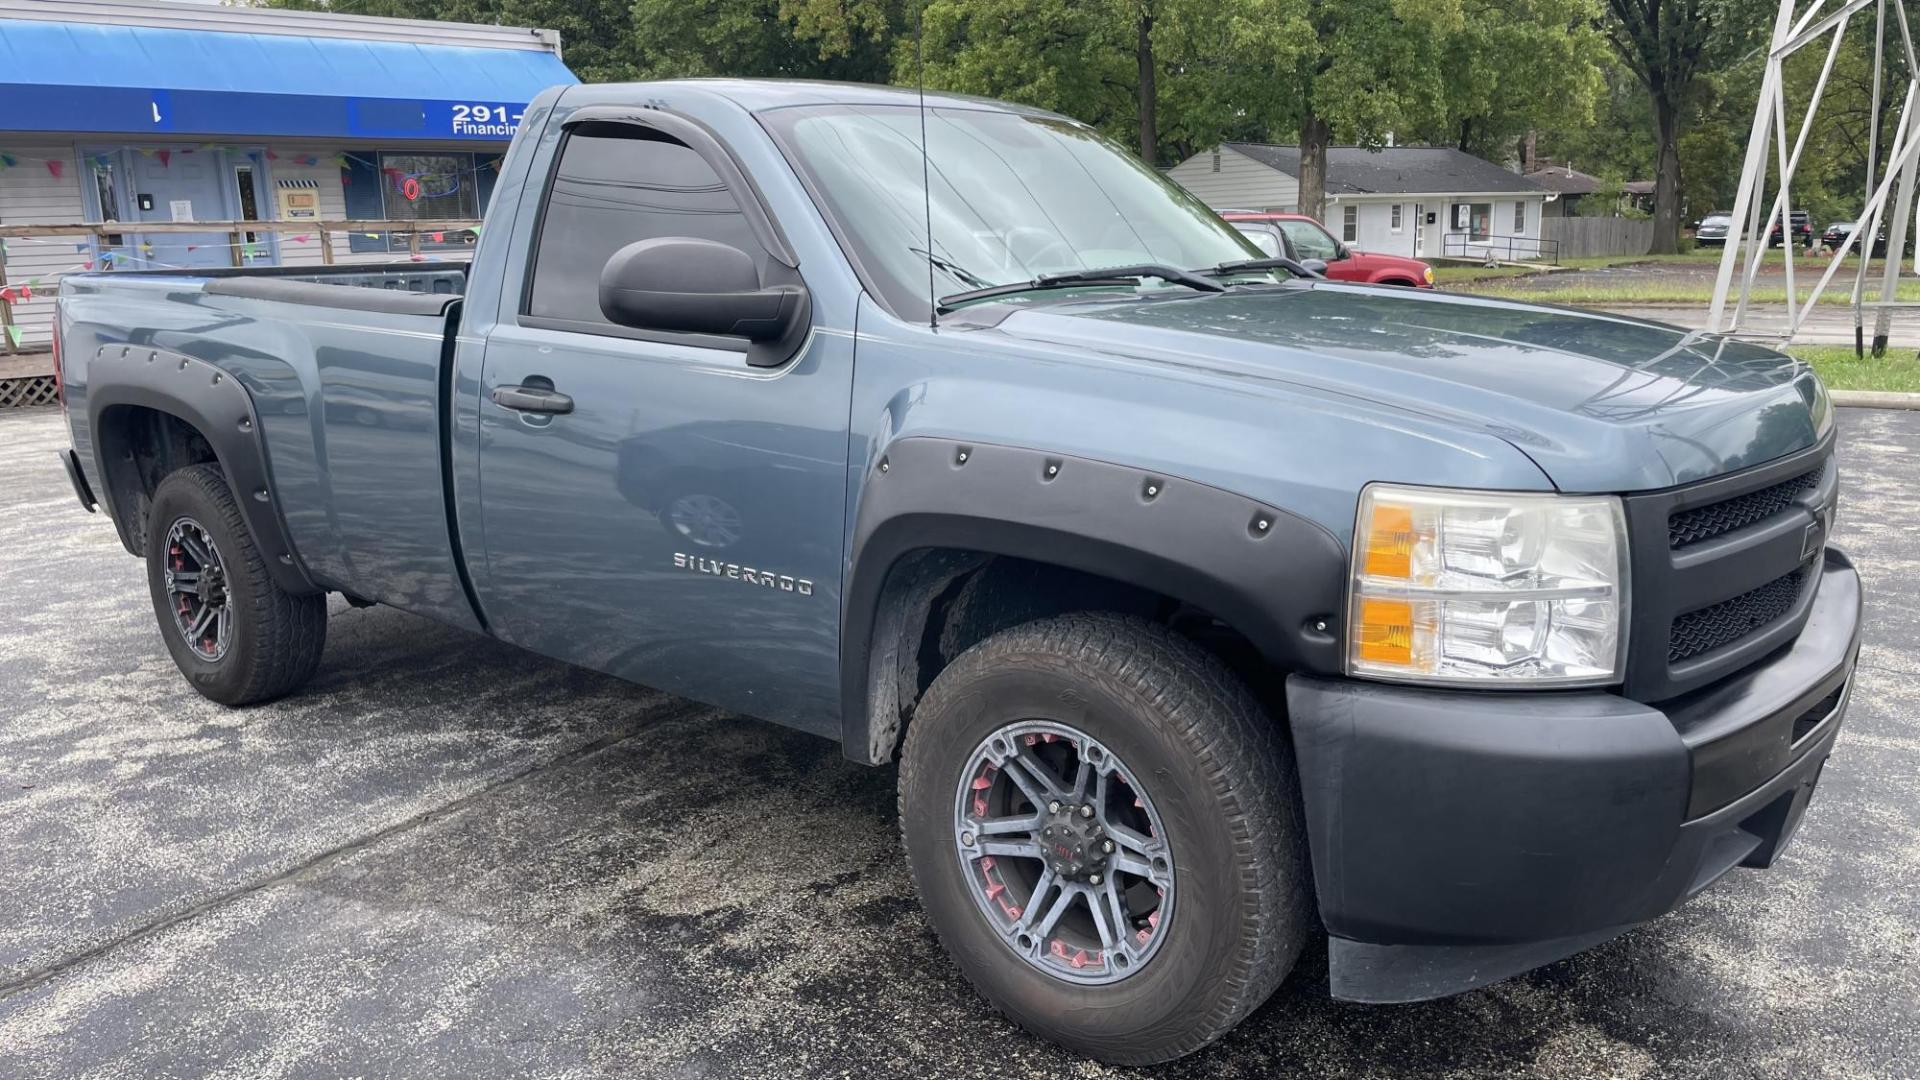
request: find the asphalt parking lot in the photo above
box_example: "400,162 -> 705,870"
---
1,405 -> 1916,1079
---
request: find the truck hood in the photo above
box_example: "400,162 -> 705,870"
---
995,284 -> 1828,492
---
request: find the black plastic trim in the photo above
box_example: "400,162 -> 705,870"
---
86,343 -> 319,595
1620,433 -> 1838,701
61,448 -> 98,512
434,300 -> 488,633
839,437 -> 1349,764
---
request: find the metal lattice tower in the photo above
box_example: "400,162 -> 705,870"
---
1706,0 -> 1919,354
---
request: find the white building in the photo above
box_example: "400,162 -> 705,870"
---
1167,143 -> 1555,261
0,0 -> 576,355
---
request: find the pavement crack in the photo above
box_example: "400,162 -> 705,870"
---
0,701 -> 707,1003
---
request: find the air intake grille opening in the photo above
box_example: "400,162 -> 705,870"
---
1669,566 -> 1807,664
1792,683 -> 1845,743
1669,469 -> 1820,549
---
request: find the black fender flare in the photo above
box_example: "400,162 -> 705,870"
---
86,343 -> 319,595
840,436 -> 1350,764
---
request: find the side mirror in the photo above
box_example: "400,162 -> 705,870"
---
1300,258 -> 1330,276
598,237 -> 805,342
1332,243 -> 1352,260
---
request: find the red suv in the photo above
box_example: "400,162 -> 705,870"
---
1221,211 -> 1435,288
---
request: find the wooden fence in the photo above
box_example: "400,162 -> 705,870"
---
0,218 -> 481,358
1542,216 -> 1655,259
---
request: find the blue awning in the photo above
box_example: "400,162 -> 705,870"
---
0,20 -> 577,141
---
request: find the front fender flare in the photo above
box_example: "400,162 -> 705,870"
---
87,343 -> 319,595
840,437 -> 1349,764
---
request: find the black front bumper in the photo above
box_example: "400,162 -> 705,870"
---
1287,548 -> 1862,1004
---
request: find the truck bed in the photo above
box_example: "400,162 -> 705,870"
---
60,260 -> 480,632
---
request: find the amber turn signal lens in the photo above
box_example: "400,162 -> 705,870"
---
1363,504 -> 1416,579
1356,598 -> 1414,665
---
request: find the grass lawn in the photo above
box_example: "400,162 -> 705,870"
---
1432,249 -> 1908,294
1788,346 -> 1920,394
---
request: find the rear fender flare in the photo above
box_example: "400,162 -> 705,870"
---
840,437 -> 1350,764
86,343 -> 318,595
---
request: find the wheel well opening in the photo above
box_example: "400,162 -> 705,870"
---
871,550 -> 1282,762
96,404 -> 220,556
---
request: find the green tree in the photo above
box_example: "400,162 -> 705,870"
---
909,0 -> 1310,165
1284,0 -> 1461,219
1424,0 -> 1607,161
1602,0 -> 1769,252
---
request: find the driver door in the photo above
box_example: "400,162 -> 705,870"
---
471,117 -> 853,732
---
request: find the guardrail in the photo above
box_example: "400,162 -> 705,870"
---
1441,232 -> 1561,265
0,218 -> 482,355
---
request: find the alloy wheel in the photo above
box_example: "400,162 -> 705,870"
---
952,719 -> 1176,985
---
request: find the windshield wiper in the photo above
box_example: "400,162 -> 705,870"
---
1200,256 -> 1325,280
938,263 -> 1227,311
911,247 -> 995,290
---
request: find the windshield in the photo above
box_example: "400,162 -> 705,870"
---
764,103 -> 1267,318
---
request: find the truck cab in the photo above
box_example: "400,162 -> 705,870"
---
55,79 -> 1861,1067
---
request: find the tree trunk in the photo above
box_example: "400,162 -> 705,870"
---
1299,112 -> 1331,221
1651,95 -> 1682,254
1136,6 -> 1157,164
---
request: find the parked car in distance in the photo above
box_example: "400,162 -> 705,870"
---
1693,211 -> 1733,246
55,79 -> 1861,1066
1221,211 -> 1435,287
1770,210 -> 1816,248
1822,220 -> 1887,256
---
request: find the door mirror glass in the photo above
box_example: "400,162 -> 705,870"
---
598,237 -> 805,342
1299,258 -> 1330,276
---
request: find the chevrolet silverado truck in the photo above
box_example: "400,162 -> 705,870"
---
54,80 -> 1862,1065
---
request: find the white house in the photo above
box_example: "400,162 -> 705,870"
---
1167,143 -> 1555,261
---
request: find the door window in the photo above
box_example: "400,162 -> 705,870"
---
89,157 -> 125,246
525,125 -> 761,332
1278,219 -> 1340,260
232,163 -> 266,260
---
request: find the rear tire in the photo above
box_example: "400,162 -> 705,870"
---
898,613 -> 1310,1064
145,464 -> 327,705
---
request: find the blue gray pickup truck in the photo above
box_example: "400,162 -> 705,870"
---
53,80 -> 1861,1064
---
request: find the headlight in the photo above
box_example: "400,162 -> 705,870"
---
1347,484 -> 1629,686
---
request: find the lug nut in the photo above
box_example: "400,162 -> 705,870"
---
1090,873 -> 1103,886
1048,800 -> 1061,813
1102,839 -> 1115,853
1079,805 -> 1094,819
960,831 -> 975,846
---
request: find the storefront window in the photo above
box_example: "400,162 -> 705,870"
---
342,150 -> 500,253
379,152 -> 479,251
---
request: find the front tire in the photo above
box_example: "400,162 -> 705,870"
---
898,613 -> 1310,1064
145,464 -> 327,705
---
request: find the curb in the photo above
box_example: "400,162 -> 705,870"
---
1833,389 -> 1920,410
